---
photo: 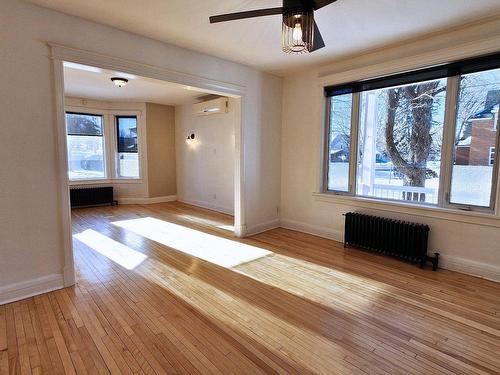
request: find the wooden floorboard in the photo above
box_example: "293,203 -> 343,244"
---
1,201 -> 500,374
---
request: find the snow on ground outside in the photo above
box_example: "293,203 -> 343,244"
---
328,162 -> 493,207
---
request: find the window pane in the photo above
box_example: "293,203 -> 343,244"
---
356,78 -> 447,204
327,94 -> 352,192
117,117 -> 138,153
116,116 -> 139,178
450,68 -> 500,207
117,153 -> 139,178
66,135 -> 105,180
66,113 -> 103,136
66,113 -> 105,180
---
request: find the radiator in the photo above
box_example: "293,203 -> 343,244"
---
344,212 -> 439,270
70,186 -> 117,208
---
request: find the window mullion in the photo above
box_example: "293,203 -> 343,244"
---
322,97 -> 332,193
490,114 -> 500,213
439,75 -> 460,208
349,92 -> 360,196
111,113 -> 118,179
105,112 -> 114,180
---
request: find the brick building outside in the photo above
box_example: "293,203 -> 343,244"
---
455,90 -> 498,166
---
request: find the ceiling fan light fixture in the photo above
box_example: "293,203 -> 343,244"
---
111,77 -> 129,87
282,10 -> 314,53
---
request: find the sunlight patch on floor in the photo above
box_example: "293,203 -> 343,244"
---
234,252 -> 384,310
112,217 -> 271,268
136,254 -> 346,374
74,229 -> 147,270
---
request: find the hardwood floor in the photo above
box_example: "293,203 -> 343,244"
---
1,202 -> 500,374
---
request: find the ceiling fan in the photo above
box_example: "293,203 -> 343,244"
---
209,0 -> 338,54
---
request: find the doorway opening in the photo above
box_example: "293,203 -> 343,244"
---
52,47 -> 244,286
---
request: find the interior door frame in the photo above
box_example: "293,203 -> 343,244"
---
50,43 -> 246,287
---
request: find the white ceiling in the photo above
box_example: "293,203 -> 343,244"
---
30,0 -> 500,75
63,62 -> 203,105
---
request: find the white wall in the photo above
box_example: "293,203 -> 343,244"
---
280,16 -> 500,282
175,98 -> 239,215
0,0 -> 282,301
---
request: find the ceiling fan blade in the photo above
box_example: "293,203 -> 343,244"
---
311,21 -> 325,51
209,7 -> 283,23
312,0 -> 338,10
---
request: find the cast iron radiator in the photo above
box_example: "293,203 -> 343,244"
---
70,186 -> 117,208
343,212 -> 439,270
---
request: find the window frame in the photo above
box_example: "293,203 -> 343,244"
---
321,57 -> 500,215
65,107 -> 143,184
65,111 -> 107,182
114,114 -> 141,180
444,75 -> 500,212
322,92 -> 359,195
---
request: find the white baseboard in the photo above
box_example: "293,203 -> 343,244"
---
279,218 -> 499,283
439,255 -> 500,283
118,195 -> 177,205
245,218 -> 281,236
280,218 -> 343,242
0,274 -> 64,305
178,198 -> 234,215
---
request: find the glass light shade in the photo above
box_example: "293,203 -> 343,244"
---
111,77 -> 129,87
282,11 -> 314,53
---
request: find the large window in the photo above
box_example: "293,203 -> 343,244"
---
116,116 -> 139,178
66,111 -> 141,182
324,53 -> 500,212
66,112 -> 105,180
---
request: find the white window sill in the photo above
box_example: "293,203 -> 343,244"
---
312,192 -> 500,228
69,179 -> 143,186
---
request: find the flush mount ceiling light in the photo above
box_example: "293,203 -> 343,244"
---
209,0 -> 338,54
110,77 -> 129,87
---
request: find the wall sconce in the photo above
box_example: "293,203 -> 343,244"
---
186,133 -> 195,144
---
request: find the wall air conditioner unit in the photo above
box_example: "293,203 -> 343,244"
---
193,97 -> 228,116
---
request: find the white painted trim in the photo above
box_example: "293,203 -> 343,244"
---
439,255 -> 500,283
50,43 -> 246,97
280,219 -> 343,241
178,198 -> 234,215
52,58 -> 76,287
69,179 -> 144,186
245,218 -> 281,236
119,195 -> 177,204
0,274 -> 64,305
279,217 -> 499,282
234,96 -> 244,237
312,192 -> 500,228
